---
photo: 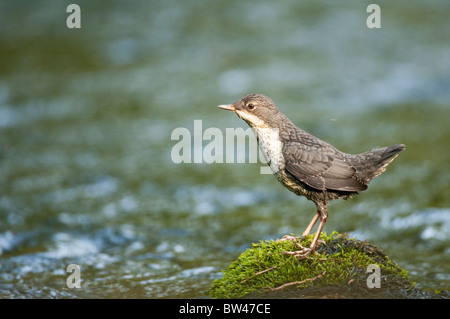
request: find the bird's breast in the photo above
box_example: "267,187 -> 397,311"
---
252,126 -> 284,174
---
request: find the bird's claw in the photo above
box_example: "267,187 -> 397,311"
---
281,246 -> 315,259
279,235 -> 324,259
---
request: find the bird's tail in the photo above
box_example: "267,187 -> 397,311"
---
354,144 -> 405,183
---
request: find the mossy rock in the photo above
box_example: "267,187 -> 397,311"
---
211,231 -> 447,299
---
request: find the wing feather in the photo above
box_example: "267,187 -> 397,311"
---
283,143 -> 367,192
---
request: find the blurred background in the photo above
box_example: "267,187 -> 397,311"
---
0,0 -> 449,298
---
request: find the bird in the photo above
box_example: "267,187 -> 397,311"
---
218,93 -> 405,257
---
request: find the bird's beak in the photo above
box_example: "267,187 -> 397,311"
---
217,104 -> 235,112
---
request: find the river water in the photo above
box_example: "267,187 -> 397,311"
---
1,0 -> 449,298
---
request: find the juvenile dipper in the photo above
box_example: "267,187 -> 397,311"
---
218,93 -> 405,256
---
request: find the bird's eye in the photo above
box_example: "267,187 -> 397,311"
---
247,103 -> 255,110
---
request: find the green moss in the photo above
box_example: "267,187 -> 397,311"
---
210,231 -> 430,299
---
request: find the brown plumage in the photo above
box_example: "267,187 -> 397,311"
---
218,93 -> 405,256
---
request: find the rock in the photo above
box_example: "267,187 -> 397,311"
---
210,231 -> 447,299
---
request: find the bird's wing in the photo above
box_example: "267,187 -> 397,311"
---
283,142 -> 367,192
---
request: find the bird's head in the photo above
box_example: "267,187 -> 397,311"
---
217,93 -> 282,129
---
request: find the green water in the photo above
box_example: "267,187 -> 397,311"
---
1,1 -> 449,298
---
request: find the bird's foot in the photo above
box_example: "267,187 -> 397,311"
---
278,235 -> 323,259
281,246 -> 315,259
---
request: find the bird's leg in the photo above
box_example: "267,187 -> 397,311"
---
308,205 -> 327,253
302,211 -> 320,237
281,202 -> 328,258
280,210 -> 319,250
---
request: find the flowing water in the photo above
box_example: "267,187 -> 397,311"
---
1,0 -> 449,298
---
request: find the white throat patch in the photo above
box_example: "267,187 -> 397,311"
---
234,109 -> 283,174
252,126 -> 282,174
